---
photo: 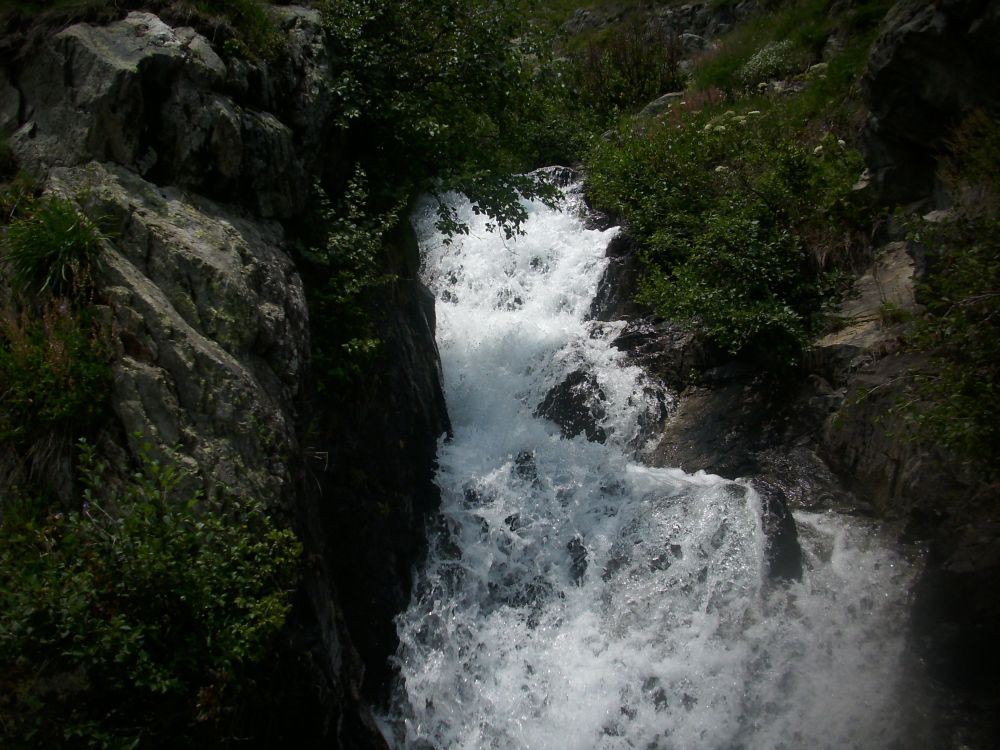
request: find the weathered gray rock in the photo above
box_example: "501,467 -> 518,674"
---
861,0 -> 1000,204
637,91 -> 684,119
811,241 -> 918,385
51,161 -> 308,510
9,11 -> 311,218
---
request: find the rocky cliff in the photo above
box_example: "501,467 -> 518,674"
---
2,8 -> 448,746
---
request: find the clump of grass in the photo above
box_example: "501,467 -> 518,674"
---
2,195 -> 104,297
190,0 -> 282,60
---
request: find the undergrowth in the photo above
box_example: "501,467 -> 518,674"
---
900,110 -> 1000,472
0,440 -> 302,748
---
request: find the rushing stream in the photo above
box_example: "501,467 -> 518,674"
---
381,178 -> 925,749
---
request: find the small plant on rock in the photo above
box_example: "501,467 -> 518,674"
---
2,195 -> 104,297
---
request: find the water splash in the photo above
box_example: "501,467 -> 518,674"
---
381,182 -> 923,749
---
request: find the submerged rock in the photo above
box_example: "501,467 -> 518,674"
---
568,535 -> 588,585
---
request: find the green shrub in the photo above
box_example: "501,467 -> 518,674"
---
0,299 -> 111,446
0,440 -> 302,748
316,0 -> 560,236
738,39 -> 802,87
300,170 -> 397,387
586,109 -> 867,364
2,196 -> 104,297
191,0 -> 282,60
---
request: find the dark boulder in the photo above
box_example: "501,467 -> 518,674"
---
611,317 -> 718,389
589,233 -> 642,322
534,369 -> 609,443
861,0 -> 1000,205
751,477 -> 803,582
567,536 -> 588,585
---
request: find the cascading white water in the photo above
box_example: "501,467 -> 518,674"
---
381,180 -> 925,749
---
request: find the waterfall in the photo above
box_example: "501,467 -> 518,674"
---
381,178 -> 925,749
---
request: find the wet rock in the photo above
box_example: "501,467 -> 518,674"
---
751,477 -> 803,581
568,536 -> 588,584
505,513 -> 526,532
513,449 -> 539,481
649,377 -> 765,479
462,483 -> 491,508
534,370 -> 608,443
611,317 -> 717,389
602,554 -> 629,582
590,233 -> 641,321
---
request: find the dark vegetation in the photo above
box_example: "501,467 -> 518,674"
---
0,441 -> 300,748
901,110 -> 1000,472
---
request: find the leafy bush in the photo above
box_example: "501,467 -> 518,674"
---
0,440 -> 302,748
738,39 -> 801,87
2,195 -> 104,297
300,170 -> 398,387
0,299 -> 111,446
586,110 -> 867,364
316,0 -> 560,236
191,0 -> 281,60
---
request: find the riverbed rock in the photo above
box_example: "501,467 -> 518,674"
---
612,318 -> 717,389
751,477 -> 803,581
535,369 -> 609,443
589,232 -> 643,321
